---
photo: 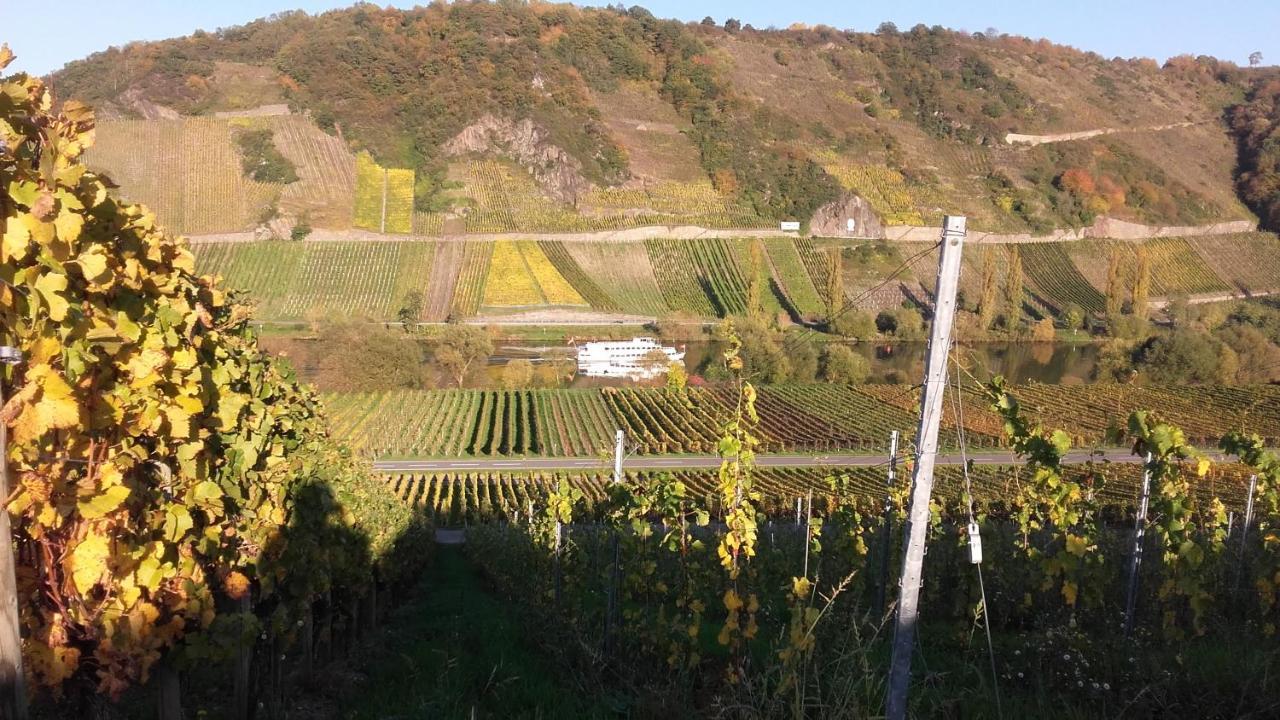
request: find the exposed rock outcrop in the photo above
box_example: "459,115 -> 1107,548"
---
809,192 -> 885,238
443,114 -> 592,204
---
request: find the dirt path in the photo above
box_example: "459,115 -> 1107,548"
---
1148,289 -> 1275,310
424,241 -> 463,320
1005,121 -> 1202,146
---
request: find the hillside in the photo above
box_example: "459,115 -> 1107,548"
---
54,3 -> 1279,239
191,233 -> 1280,323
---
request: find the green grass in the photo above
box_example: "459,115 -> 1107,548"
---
344,547 -> 619,719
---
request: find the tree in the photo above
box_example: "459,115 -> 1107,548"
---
826,248 -> 844,321
820,345 -> 871,384
1133,329 -> 1231,384
701,15 -> 716,26
397,290 -> 424,327
1004,247 -> 1024,325
724,17 -> 741,32
434,324 -> 493,387
1061,304 -> 1084,335
315,321 -> 429,391
978,247 -> 1000,331
667,361 -> 688,391
1032,317 -> 1057,342
1217,325 -> 1280,383
502,359 -> 534,389
1105,248 -> 1125,321
832,310 -> 876,339
1131,246 -> 1151,318
1250,51 -> 1264,67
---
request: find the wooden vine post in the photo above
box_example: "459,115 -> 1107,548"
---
0,345 -> 27,720
885,216 -> 966,720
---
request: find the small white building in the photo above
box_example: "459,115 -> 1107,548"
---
576,337 -> 684,379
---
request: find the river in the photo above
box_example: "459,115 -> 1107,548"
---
490,340 -> 1103,387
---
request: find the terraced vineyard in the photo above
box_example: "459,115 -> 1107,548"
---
763,239 -> 826,317
1019,243 -> 1107,313
479,240 -> 588,309
795,238 -> 836,307
1186,233 -> 1280,292
814,151 -> 930,226
384,462 -> 1260,524
644,239 -> 718,316
193,240 -> 434,319
267,115 -> 356,229
85,118 -> 279,235
322,383 -> 1280,458
450,241 -> 493,317
560,242 -> 667,315
538,242 -> 620,311
353,151 -> 414,233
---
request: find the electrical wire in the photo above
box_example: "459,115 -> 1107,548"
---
948,346 -> 1004,720
774,239 -> 944,361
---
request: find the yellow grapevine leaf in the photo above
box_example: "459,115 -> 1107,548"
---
1196,457 -> 1211,477
2,215 -> 31,262
68,535 -> 110,593
10,366 -> 80,442
80,484 -> 130,520
33,271 -> 70,321
1062,580 -> 1079,606
54,209 -> 84,244
73,246 -> 110,283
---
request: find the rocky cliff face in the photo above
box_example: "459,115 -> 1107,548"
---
443,115 -> 593,204
809,193 -> 885,238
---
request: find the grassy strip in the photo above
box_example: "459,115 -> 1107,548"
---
343,547 -> 616,719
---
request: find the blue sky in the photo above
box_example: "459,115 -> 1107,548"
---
3,0 -> 1276,76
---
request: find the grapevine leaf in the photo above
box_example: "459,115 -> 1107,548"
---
68,535 -> 111,593
33,271 -> 70,321
80,484 -> 130,520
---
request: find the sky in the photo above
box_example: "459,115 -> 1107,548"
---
3,0 -> 1276,76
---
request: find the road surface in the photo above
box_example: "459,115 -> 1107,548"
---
372,448 -> 1194,473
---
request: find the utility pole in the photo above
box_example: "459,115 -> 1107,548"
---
874,430 -> 900,618
885,216 -> 966,720
0,345 -> 28,720
613,429 -> 625,484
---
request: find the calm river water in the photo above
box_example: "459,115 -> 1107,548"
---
492,341 -> 1103,387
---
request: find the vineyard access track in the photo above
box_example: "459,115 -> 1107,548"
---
372,447 -> 1212,473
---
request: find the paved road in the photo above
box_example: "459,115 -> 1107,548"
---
373,448 -> 1183,473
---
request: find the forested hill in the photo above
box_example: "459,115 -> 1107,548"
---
49,2 -> 1280,235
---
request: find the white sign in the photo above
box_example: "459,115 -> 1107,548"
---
780,221 -> 801,231
846,218 -> 857,233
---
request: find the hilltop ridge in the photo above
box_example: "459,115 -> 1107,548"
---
49,2 -> 1280,239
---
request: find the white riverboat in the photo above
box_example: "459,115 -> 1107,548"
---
576,337 -> 685,379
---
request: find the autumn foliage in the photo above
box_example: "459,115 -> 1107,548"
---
0,48 -> 429,700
